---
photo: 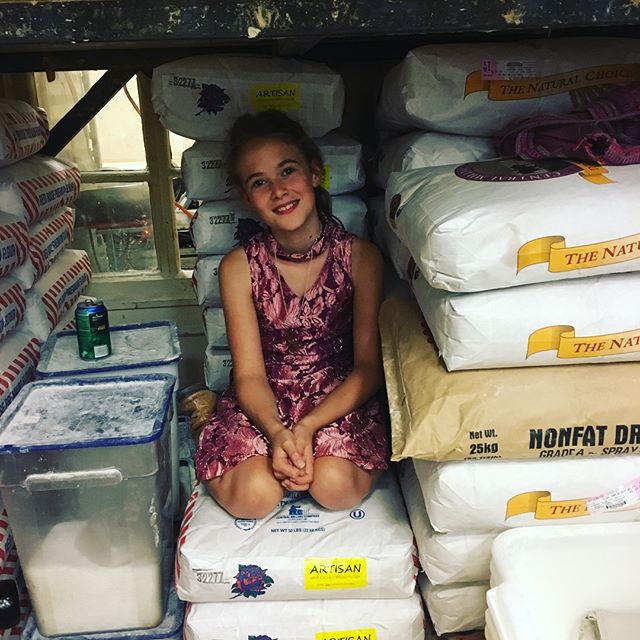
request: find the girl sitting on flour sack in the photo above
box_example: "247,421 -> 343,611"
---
195,111 -> 389,518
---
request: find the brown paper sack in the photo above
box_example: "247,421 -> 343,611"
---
380,297 -> 640,462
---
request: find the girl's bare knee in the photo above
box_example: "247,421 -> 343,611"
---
204,459 -> 284,519
309,458 -> 374,511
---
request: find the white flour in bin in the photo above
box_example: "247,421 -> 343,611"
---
25,519 -> 163,635
0,380 -> 168,447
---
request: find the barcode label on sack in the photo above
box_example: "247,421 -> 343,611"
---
481,59 -> 538,80
587,477 -> 640,514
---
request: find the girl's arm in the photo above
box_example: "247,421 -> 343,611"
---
293,239 -> 385,436
219,248 -> 306,479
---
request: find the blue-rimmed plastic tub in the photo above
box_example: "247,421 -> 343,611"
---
0,374 -> 175,637
36,321 -> 181,518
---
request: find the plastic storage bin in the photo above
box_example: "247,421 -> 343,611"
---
36,321 -> 181,517
0,374 -> 175,636
486,522 -> 640,640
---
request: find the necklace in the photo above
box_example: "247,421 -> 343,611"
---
271,228 -> 325,349
266,222 -> 334,263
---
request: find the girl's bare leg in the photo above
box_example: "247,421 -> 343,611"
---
309,456 -> 381,511
203,456 -> 284,519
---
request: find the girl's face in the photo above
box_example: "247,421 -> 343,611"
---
236,137 -> 321,234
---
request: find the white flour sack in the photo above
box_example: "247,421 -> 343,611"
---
419,574 -> 488,635
176,473 -> 416,602
368,196 -> 412,281
184,593 -> 425,640
0,213 -> 28,279
182,133 -> 364,201
398,460 -> 495,586
25,249 -> 91,338
0,330 -> 39,415
0,155 -> 80,226
151,55 -> 344,140
412,271 -> 640,371
316,131 -> 365,195
181,141 -> 231,201
376,37 -> 640,135
193,255 -> 222,307
414,456 -> 640,534
375,131 -> 494,189
332,195 -> 367,238
0,278 -> 25,345
203,307 -> 228,348
0,99 -> 49,167
386,160 -> 640,292
51,295 -> 91,333
28,206 -> 75,282
190,201 -> 262,255
204,347 -> 232,391
381,297 -> 640,462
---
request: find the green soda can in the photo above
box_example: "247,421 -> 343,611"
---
75,299 -> 112,360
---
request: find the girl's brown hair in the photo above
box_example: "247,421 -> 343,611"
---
227,110 -> 341,226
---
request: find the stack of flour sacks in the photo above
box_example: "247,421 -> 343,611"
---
151,54 -> 367,392
175,473 -> 424,639
0,98 -> 91,417
374,37 -> 640,635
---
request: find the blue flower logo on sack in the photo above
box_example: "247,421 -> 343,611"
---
231,564 -> 274,599
195,84 -> 231,116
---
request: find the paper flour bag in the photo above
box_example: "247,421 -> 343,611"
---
419,574 -> 488,635
182,133 -> 363,200
204,347 -> 232,391
185,592 -> 425,640
25,249 -> 91,338
317,131 -> 365,195
50,295 -> 92,333
176,473 -> 417,602
193,256 -> 222,307
398,460 -> 495,585
203,307 -> 228,348
369,196 -> 412,280
411,270 -> 640,370
0,213 -> 28,280
414,456 -> 640,533
387,160 -> 640,292
375,131 -> 494,188
0,99 -> 49,167
181,141 -> 231,201
376,38 -> 640,135
381,297 -> 640,462
190,201 -> 262,255
0,155 -> 80,226
0,278 -> 25,345
152,55 -> 344,140
0,330 -> 40,414
333,195 -> 367,238
28,206 -> 75,282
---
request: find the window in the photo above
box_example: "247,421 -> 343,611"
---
34,71 -> 197,298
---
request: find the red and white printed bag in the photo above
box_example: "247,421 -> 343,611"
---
0,99 -> 49,167
28,206 -> 75,282
0,278 -> 25,345
0,330 -> 40,415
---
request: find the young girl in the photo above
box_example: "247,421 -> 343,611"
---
195,111 -> 389,519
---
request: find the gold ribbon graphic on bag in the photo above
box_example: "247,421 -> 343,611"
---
527,326 -> 640,359
463,64 -> 640,100
517,231 -> 640,273
506,491 -> 589,520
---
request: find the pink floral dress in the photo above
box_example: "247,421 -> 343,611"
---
195,224 -> 389,481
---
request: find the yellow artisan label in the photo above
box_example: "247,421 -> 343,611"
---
506,491 -> 588,520
251,83 -> 301,111
304,557 -> 367,590
464,63 -> 640,100
517,231 -> 640,273
321,164 -> 331,190
316,629 -> 376,640
528,326 -> 640,359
